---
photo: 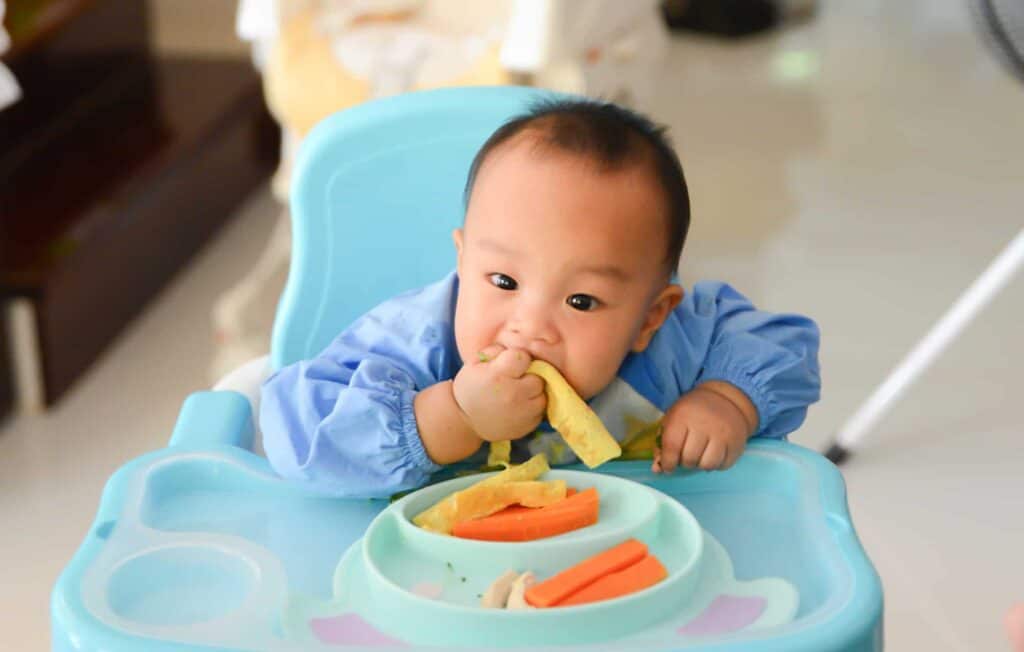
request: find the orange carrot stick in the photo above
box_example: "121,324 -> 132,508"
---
452,488 -> 597,541
525,539 -> 648,607
556,554 -> 667,606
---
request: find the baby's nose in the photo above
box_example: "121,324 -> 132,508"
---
507,304 -> 558,346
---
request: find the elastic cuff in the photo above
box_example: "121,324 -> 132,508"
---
698,365 -> 774,437
397,389 -> 442,474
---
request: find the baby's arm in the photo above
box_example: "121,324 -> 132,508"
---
261,350 -> 445,498
654,281 -> 820,472
260,305 -> 464,498
261,326 -> 545,497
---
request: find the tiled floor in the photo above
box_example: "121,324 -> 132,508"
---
3,1 -> 1023,650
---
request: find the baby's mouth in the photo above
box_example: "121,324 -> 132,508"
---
496,342 -> 552,365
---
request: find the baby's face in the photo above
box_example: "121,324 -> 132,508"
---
454,137 -> 682,400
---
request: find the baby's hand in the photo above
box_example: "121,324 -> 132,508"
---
452,344 -> 547,442
653,382 -> 757,473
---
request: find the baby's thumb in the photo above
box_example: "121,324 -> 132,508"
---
475,344 -> 506,364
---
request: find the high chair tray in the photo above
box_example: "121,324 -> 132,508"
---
52,399 -> 881,651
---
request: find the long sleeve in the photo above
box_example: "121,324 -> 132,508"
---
259,273 -> 462,497
619,281 -> 820,440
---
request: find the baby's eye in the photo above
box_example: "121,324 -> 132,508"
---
567,294 -> 600,312
488,273 -> 518,291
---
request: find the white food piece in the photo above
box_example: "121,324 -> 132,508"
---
506,571 -> 537,610
480,569 -> 519,608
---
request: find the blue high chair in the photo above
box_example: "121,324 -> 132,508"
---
51,86 -> 883,651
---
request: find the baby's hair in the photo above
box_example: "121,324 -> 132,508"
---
464,98 -> 690,274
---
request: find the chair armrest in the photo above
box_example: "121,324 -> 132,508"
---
213,354 -> 272,417
170,391 -> 255,449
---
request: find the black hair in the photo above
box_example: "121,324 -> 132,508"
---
463,98 -> 690,273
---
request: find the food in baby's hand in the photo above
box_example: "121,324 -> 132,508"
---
487,441 -> 511,467
618,417 -> 663,460
480,569 -> 518,608
452,487 -> 599,541
506,572 -> 536,610
525,538 -> 649,607
526,360 -> 622,468
412,454 -> 549,533
557,554 -> 667,606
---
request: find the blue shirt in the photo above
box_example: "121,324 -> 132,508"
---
260,272 -> 820,498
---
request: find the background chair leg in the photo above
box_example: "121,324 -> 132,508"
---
826,229 -> 1024,464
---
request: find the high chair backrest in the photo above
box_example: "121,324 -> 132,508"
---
271,86 -> 561,368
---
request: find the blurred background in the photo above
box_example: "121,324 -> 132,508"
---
1,0 -> 1022,649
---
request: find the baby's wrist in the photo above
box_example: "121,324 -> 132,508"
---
447,380 -> 488,445
449,378 -> 476,432
695,381 -> 758,437
414,381 -> 483,464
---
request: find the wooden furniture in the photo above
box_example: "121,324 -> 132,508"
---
1,0 -> 279,413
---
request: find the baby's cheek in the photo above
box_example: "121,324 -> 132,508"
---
454,303 -> 496,357
567,343 -> 625,400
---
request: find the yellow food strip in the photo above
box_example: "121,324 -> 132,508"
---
412,454 -> 550,533
414,480 -> 566,534
527,360 -> 622,468
487,441 -> 511,467
619,417 -> 663,461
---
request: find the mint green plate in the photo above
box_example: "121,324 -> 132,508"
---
284,470 -> 797,648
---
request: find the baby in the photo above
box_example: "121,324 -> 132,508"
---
260,99 -> 821,497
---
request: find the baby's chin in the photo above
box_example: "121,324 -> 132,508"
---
567,370 -> 618,402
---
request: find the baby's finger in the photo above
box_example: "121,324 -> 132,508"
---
475,344 -> 506,365
518,373 -> 546,399
651,446 -> 663,473
522,394 -> 547,428
660,427 -> 686,474
718,444 -> 734,470
721,442 -> 744,470
492,348 -> 533,377
698,438 -> 727,471
681,429 -> 709,468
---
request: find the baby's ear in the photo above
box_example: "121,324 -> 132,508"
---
452,228 -> 464,264
632,284 -> 685,353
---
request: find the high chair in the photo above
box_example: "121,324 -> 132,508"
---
52,86 -> 883,651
